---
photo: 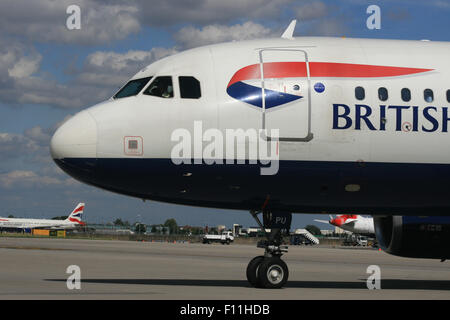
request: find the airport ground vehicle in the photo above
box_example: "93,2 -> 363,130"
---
355,235 -> 368,246
202,231 -> 234,244
343,234 -> 368,246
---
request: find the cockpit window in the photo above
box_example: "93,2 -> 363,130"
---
143,76 -> 173,98
113,77 -> 152,99
179,76 -> 201,99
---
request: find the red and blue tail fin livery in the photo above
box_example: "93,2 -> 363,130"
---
66,203 -> 86,226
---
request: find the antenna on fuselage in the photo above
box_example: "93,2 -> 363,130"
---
281,19 -> 297,39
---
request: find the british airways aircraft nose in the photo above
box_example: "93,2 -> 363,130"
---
50,110 -> 97,160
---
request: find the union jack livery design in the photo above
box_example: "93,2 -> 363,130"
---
227,61 -> 433,109
67,203 -> 86,225
316,214 -> 375,235
330,214 -> 358,227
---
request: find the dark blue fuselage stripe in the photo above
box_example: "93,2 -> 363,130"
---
54,158 -> 450,215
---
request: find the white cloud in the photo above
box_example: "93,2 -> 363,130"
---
0,38 -> 178,109
0,0 -> 348,110
0,170 -> 73,188
0,0 -> 292,46
7,53 -> 42,79
0,132 -> 40,159
24,126 -> 51,146
174,22 -> 274,49
70,47 -> 178,102
0,41 -> 41,81
0,39 -> 78,108
0,0 -> 348,48
87,48 -> 177,71
0,0 -> 141,45
0,121 -> 63,165
0,122 -> 85,189
134,0 -> 292,26
0,170 -> 38,188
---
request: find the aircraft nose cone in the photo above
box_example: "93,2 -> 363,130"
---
50,110 -> 97,160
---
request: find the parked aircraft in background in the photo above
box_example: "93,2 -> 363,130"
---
0,203 -> 85,230
50,19 -> 450,288
315,215 -> 374,235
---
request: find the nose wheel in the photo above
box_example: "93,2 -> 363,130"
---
247,255 -> 289,289
246,210 -> 292,289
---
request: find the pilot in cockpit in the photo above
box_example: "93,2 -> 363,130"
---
162,85 -> 173,98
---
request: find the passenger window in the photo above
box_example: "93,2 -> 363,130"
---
179,76 -> 201,99
447,90 -> 450,103
144,76 -> 173,98
355,86 -> 365,100
424,89 -> 434,103
114,77 -> 152,99
378,87 -> 388,101
401,88 -> 411,102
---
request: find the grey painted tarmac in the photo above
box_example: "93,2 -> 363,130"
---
1,237 -> 450,299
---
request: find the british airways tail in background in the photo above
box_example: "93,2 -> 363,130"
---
315,214 -> 375,235
0,203 -> 86,230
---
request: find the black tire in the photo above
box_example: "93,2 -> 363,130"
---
246,256 -> 265,288
257,257 -> 289,289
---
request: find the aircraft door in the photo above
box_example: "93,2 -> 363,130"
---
259,49 -> 312,141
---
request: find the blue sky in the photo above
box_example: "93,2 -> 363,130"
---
1,0 -> 449,229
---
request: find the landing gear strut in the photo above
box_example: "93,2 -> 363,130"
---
246,210 -> 292,289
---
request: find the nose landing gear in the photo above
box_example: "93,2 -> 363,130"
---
246,210 -> 292,289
